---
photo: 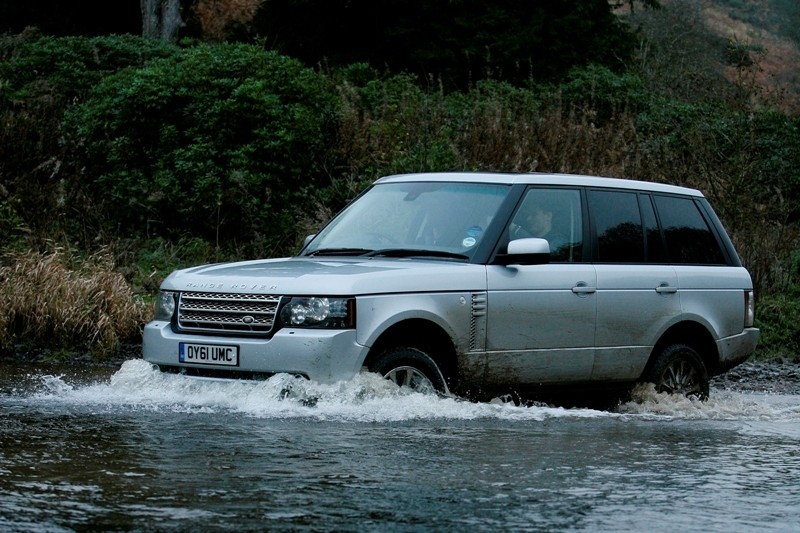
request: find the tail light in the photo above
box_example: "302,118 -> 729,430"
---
744,290 -> 755,328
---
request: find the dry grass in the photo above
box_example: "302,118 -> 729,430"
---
0,247 -> 150,360
454,102 -> 640,177
194,0 -> 264,41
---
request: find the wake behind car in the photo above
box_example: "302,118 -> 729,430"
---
143,172 -> 759,400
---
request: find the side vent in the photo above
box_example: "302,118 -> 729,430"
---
470,293 -> 487,351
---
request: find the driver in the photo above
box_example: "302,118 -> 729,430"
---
510,201 -> 568,254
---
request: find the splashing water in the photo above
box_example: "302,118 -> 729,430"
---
22,359 -> 800,424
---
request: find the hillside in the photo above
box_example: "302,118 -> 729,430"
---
704,0 -> 800,112
620,0 -> 800,114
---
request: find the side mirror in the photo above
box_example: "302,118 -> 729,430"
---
495,238 -> 550,265
302,234 -> 316,248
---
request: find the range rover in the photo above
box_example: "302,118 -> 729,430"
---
143,172 -> 759,400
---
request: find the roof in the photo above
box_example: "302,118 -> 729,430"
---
376,172 -> 704,197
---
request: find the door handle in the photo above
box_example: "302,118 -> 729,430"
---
572,282 -> 596,295
655,284 -> 677,294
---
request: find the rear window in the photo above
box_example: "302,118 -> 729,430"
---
653,195 -> 726,265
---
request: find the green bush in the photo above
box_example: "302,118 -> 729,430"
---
0,30 -> 179,103
755,291 -> 800,358
0,31 -> 181,242
66,43 -> 339,256
558,65 -> 651,120
335,71 -> 460,179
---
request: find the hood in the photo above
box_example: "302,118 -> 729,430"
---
161,257 -> 487,295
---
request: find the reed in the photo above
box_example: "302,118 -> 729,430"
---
0,247 -> 150,360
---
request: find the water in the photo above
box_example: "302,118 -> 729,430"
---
1,359 -> 799,532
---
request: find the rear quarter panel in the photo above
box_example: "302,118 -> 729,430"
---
676,266 -> 752,339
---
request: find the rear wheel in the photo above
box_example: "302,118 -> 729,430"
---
368,347 -> 448,395
643,343 -> 709,400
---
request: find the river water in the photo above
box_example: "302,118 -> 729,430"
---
1,359 -> 799,532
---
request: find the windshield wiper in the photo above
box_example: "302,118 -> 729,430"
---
365,248 -> 469,260
305,248 -> 373,257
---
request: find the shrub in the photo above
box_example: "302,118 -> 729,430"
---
444,77 -> 639,175
66,42 -> 338,257
335,71 -> 459,180
754,292 -> 800,358
0,30 -> 179,102
0,31 -> 180,243
558,64 -> 650,121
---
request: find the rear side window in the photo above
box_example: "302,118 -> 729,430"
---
653,195 -> 726,265
589,190 -> 644,262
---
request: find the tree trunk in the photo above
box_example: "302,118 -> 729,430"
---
141,0 -> 184,41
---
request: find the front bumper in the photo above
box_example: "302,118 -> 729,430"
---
142,321 -> 369,383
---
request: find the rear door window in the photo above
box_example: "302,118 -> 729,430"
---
589,190 -> 644,263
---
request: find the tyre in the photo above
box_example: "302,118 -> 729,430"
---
368,347 -> 448,395
643,343 -> 710,400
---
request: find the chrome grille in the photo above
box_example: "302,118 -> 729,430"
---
177,292 -> 280,335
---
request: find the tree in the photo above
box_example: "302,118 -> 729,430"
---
141,0 -> 184,41
0,1 -> 140,36
253,0 -> 637,89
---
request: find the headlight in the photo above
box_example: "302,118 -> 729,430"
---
154,290 -> 177,321
279,297 -> 355,329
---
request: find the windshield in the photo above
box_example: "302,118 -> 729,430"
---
303,181 -> 511,260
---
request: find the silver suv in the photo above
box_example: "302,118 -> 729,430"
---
143,172 -> 759,400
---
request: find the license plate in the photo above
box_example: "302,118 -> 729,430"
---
179,343 -> 239,366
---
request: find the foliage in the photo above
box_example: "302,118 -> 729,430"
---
65,42 -> 338,256
625,0 -> 745,106
754,291 -> 800,358
0,30 -> 179,102
255,0 -> 636,89
558,64 -> 651,121
0,31 -> 181,241
335,71 -> 459,181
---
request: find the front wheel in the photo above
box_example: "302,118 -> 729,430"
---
642,343 -> 709,400
368,347 -> 448,395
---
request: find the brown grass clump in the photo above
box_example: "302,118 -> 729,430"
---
0,247 -> 150,360
194,0 -> 264,41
